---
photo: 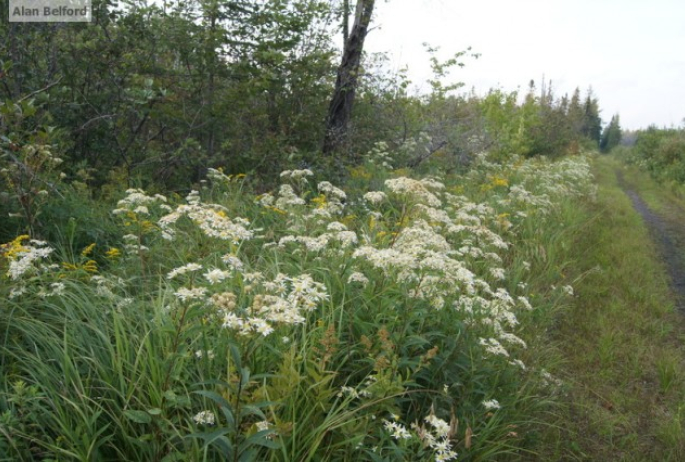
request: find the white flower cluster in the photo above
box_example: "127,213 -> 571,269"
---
121,233 -> 148,254
280,169 -> 313,182
203,268 -> 231,285
350,155 -> 594,366
6,239 -> 54,281
192,410 -> 215,426
385,177 -> 443,208
275,184 -> 306,209
306,181 -> 347,219
478,337 -> 510,357
482,399 -> 501,410
167,263 -> 203,279
481,153 -> 595,218
383,412 -> 458,461
383,419 -> 411,440
112,189 -> 170,216
174,286 -> 208,302
338,385 -> 372,400
165,258 -> 327,339
278,221 -> 358,254
363,191 -> 387,205
217,273 -> 328,338
317,181 -> 347,202
354,218 -> 481,310
366,141 -> 395,170
414,414 -> 459,462
347,271 -> 369,286
195,349 -> 215,360
159,191 -> 253,244
205,167 -> 242,187
540,369 -> 564,389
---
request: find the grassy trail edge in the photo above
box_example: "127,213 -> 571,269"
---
538,155 -> 685,461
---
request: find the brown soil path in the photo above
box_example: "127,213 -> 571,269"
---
617,169 -> 685,310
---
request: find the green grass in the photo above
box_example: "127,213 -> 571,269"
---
536,155 -> 685,461
6,151 -> 675,461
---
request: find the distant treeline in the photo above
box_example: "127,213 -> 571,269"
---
3,0 -> 613,194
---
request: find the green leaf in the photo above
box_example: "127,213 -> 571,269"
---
147,408 -> 163,416
242,430 -> 280,449
229,343 -> 242,369
240,366 -> 250,389
188,429 -> 233,456
193,390 -> 235,426
161,452 -> 185,462
124,410 -> 152,424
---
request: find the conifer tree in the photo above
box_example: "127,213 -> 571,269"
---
582,91 -> 602,146
600,114 -> 622,152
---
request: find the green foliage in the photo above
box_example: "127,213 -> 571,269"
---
0,98 -> 67,239
623,126 -> 685,185
0,4 -> 628,460
1,0 -> 610,193
1,0 -> 337,187
581,91 -> 603,144
600,114 -> 622,153
0,148 -> 596,460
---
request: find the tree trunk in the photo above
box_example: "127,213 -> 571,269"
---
322,0 -> 375,157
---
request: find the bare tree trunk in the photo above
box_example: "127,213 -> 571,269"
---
206,10 -> 217,160
322,0 -> 375,157
342,0 -> 349,44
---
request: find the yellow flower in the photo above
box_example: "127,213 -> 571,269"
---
348,165 -> 371,180
266,206 -> 288,216
62,259 -> 98,273
141,220 -> 155,232
81,243 -> 96,257
493,176 -> 509,187
1,235 -> 30,259
489,175 -> 509,188
106,248 -> 121,259
311,194 -> 327,209
395,216 -> 410,228
342,214 -> 357,227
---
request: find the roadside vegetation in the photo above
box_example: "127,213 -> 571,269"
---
535,155 -> 685,461
622,126 -> 685,191
1,145 -> 596,460
4,1 -> 685,461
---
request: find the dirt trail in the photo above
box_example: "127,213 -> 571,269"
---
617,170 -> 685,310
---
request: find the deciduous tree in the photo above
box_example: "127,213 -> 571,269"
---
322,0 -> 375,157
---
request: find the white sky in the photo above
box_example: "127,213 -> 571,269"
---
364,0 -> 685,130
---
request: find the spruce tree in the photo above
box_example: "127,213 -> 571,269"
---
600,114 -> 622,153
582,91 -> 602,146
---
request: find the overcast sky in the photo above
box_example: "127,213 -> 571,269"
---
364,0 -> 685,130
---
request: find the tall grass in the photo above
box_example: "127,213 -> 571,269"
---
1,150 -> 596,460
